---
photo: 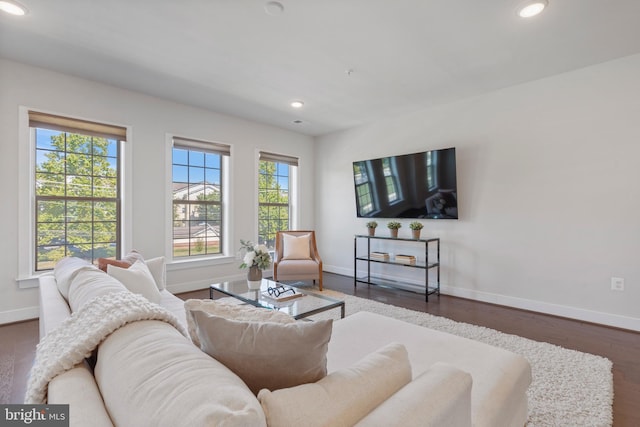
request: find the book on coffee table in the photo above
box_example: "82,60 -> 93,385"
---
261,288 -> 304,302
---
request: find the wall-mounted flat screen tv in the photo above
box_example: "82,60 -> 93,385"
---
352,147 -> 458,219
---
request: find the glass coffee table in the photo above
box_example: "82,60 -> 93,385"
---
209,279 -> 345,320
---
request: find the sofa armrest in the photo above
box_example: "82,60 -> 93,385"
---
38,273 -> 71,340
355,362 -> 472,427
48,362 -> 114,427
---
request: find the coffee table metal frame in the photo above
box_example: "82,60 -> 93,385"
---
209,279 -> 345,320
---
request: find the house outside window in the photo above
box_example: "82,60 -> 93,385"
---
172,137 -> 229,258
30,112 -> 125,271
258,151 -> 298,250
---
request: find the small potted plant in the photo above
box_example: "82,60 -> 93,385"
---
387,221 -> 402,238
409,221 -> 424,239
366,221 -> 378,236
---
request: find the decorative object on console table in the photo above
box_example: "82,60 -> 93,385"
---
239,239 -> 272,290
409,221 -> 423,239
370,251 -> 390,261
395,254 -> 417,265
366,221 -> 378,236
387,221 -> 401,238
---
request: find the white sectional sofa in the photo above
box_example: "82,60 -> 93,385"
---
36,257 -> 531,427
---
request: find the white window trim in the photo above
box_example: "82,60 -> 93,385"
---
16,106 -> 133,288
165,134 -> 234,268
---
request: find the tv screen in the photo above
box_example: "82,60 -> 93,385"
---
352,147 -> 458,219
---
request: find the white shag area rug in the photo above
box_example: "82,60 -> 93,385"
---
305,289 -> 613,427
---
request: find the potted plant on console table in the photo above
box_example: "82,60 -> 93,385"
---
366,221 -> 378,236
239,240 -> 271,290
386,221 -> 402,238
409,221 -> 424,239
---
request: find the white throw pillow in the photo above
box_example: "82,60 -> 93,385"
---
355,362 -> 472,427
258,342 -> 412,427
107,260 -> 162,303
282,233 -> 311,260
145,256 -> 166,290
191,309 -> 332,395
53,257 -> 97,300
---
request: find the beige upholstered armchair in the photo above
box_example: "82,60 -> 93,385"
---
273,230 -> 323,291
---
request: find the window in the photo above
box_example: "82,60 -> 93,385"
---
30,112 -> 125,271
172,137 -> 229,258
258,152 -> 298,249
353,161 -> 374,216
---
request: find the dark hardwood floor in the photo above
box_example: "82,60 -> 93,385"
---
2,272 -> 638,426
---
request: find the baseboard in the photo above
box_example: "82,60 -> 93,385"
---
324,265 -> 640,332
442,285 -> 640,332
0,306 -> 38,325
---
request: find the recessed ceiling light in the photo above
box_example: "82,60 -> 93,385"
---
0,0 -> 27,16
517,0 -> 548,18
290,100 -> 304,109
293,120 -> 303,124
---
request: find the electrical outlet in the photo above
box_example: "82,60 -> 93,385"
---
611,277 -> 624,291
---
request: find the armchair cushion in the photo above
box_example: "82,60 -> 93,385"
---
282,233 -> 311,260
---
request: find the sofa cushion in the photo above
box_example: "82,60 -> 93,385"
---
107,260 -> 161,303
97,252 -> 166,291
191,309 -> 332,395
327,311 -> 532,427
258,342 -> 411,427
48,363 -> 114,427
282,233 -> 311,260
95,320 -> 266,427
355,362 -> 472,427
54,257 -> 97,300
184,299 -> 295,347
68,269 -> 128,313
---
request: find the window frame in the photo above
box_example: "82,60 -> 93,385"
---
166,135 -> 232,265
257,151 -> 299,250
17,107 -> 132,288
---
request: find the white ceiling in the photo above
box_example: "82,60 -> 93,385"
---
2,0 -> 640,136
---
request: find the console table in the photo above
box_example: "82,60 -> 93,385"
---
354,234 -> 440,301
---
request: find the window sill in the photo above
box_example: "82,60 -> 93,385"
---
167,255 -> 236,272
16,274 -> 50,289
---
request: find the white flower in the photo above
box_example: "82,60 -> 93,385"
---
255,244 -> 269,254
243,251 -> 256,266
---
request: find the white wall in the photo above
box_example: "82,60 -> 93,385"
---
315,53 -> 640,331
0,59 -> 314,324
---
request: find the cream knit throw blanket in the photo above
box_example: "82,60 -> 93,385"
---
25,291 -> 188,404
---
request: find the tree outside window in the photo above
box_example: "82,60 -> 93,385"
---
35,128 -> 120,270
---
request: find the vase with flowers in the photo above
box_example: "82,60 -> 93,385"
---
239,240 -> 271,290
